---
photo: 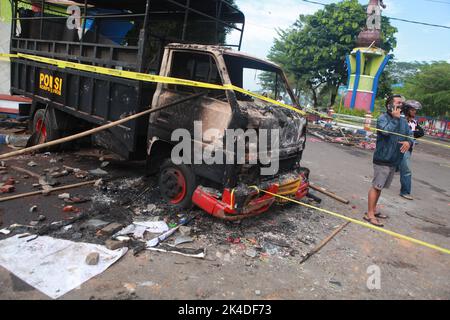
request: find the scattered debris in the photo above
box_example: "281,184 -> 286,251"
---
147,244 -> 205,259
179,226 -> 192,236
308,124 -> 376,150
10,166 -> 41,179
133,221 -> 169,234
39,174 -> 59,189
100,161 -> 109,168
38,215 -> 46,222
64,196 -> 91,204
63,206 -> 79,213
105,239 -> 125,251
72,232 -> 82,240
89,168 -> 108,176
50,170 -> 69,178
86,252 -> 100,265
27,161 -> 37,167
84,219 -> 110,230
75,171 -> 88,179
310,184 -> 350,204
58,193 -> 71,200
0,229 -> 11,235
146,226 -> 180,247
0,185 -> 15,193
329,279 -> 342,287
174,235 -> 194,246
245,248 -> 258,258
99,223 -> 124,236
226,236 -> 241,244
3,134 -> 31,147
300,221 -> 351,264
94,179 -> 103,187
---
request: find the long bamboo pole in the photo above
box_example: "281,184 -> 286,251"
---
0,180 -> 97,202
0,93 -> 204,160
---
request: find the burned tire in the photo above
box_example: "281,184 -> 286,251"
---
158,159 -> 197,209
31,108 -> 60,146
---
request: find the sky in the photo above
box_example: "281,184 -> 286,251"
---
226,0 -> 450,64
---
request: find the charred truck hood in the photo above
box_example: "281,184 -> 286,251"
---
236,101 -> 306,156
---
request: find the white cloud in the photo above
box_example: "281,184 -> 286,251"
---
228,0 -> 319,60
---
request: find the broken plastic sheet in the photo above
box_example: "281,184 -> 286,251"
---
113,221 -> 169,239
146,226 -> 179,248
0,234 -> 127,299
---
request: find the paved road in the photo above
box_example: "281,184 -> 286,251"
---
0,136 -> 448,299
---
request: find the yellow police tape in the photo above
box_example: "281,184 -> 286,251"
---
0,52 -> 307,116
249,186 -> 450,256
1,52 -> 449,149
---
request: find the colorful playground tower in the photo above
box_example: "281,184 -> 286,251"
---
344,47 -> 391,113
344,0 -> 390,113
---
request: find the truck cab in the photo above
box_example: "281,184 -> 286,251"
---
148,44 -> 309,219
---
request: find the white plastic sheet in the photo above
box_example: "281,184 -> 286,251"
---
114,220 -> 169,239
0,234 -> 127,299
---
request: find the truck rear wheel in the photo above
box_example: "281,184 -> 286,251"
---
158,159 -> 197,209
31,108 -> 60,145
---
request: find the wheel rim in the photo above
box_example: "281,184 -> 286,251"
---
160,168 -> 187,204
35,118 -> 47,144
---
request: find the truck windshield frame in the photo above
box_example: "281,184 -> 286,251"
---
223,54 -> 298,107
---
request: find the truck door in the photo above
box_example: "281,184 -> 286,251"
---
149,50 -> 232,144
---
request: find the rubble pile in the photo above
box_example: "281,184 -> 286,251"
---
308,123 -> 376,150
0,145 -> 339,301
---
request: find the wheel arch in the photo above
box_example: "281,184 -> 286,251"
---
146,138 -> 175,174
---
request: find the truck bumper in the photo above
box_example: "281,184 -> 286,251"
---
192,170 -> 309,220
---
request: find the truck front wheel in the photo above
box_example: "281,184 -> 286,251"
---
158,159 -> 197,209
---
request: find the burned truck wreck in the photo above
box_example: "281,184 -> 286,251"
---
8,0 -> 309,219
148,44 -> 309,218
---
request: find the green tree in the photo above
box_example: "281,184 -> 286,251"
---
399,62 -> 450,118
385,60 -> 427,85
267,0 -> 397,109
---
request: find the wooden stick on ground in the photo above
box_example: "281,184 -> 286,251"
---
0,180 -> 97,202
300,221 -> 351,264
309,183 -> 350,204
9,165 -> 41,179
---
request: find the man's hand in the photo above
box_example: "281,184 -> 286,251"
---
399,141 -> 411,153
391,105 -> 401,119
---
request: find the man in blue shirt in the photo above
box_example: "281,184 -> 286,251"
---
365,95 -> 414,227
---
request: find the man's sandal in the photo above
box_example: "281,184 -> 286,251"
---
375,213 -> 389,219
363,215 -> 384,227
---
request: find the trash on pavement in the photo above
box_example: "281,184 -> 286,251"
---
174,235 -> 194,246
114,220 -> 170,240
146,243 -> 205,259
0,228 -> 11,235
